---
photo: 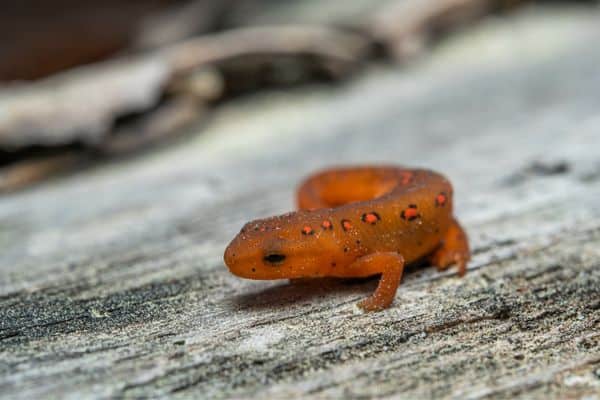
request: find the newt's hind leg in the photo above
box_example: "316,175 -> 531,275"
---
429,217 -> 470,276
348,252 -> 405,312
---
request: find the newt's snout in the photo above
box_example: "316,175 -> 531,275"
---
223,242 -> 235,270
223,238 -> 247,277
223,232 -> 271,279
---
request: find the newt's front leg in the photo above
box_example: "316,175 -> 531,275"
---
429,217 -> 470,276
349,252 -> 405,312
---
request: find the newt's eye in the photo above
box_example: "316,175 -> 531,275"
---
263,253 -> 286,265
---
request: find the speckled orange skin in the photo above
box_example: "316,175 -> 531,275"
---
224,166 -> 470,311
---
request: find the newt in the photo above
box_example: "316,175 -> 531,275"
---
224,166 -> 470,311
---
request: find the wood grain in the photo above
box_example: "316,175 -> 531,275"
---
1,5 -> 599,399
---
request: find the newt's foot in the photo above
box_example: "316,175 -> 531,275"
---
350,252 -> 405,312
357,295 -> 388,312
429,218 -> 471,276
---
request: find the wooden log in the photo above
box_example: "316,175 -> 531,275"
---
1,5 -> 599,399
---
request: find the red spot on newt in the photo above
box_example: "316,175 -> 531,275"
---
401,204 -> 419,221
341,219 -> 353,231
361,212 -> 380,224
435,192 -> 447,207
321,220 -> 333,230
301,226 -> 314,235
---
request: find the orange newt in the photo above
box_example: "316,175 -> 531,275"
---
224,166 -> 470,312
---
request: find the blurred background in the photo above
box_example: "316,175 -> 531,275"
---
2,0 -> 596,192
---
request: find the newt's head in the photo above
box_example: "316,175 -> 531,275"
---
224,211 -> 340,280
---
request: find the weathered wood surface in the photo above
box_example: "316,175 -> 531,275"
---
1,5 -> 600,399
